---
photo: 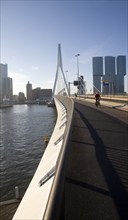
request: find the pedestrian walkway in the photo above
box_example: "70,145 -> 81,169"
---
65,100 -> 128,220
79,97 -> 128,112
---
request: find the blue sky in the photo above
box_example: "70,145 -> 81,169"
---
1,0 -> 128,95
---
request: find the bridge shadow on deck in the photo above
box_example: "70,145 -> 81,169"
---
65,102 -> 128,220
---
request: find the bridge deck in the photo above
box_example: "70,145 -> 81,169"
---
65,99 -> 128,220
1,99 -> 127,220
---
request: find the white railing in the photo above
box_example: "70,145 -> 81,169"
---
13,96 -> 74,220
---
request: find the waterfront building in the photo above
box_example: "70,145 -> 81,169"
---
32,87 -> 52,101
0,63 -> 8,102
13,95 -> 19,103
26,81 -> 32,100
41,89 -> 52,101
26,81 -> 52,102
92,57 -> 103,93
116,56 -> 126,94
18,92 -> 26,103
0,63 -> 13,103
4,77 -> 13,101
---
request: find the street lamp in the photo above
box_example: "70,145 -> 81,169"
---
75,54 -> 80,95
65,70 -> 70,96
65,70 -> 68,82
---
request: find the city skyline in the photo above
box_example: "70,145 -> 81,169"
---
1,0 -> 127,95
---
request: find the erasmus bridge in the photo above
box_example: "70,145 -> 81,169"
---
51,44 -> 69,99
12,45 -> 128,220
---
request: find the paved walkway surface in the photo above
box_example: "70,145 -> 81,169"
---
65,99 -> 128,220
80,97 -> 128,112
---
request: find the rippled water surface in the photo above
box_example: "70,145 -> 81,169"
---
0,104 -> 56,201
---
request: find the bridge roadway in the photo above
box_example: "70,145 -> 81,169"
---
64,99 -> 128,220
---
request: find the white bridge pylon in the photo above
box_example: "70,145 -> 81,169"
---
52,44 -> 69,100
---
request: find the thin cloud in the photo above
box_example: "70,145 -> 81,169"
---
32,66 -> 39,71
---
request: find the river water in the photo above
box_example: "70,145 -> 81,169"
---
0,104 -> 56,201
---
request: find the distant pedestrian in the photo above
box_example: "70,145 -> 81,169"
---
95,92 -> 100,101
95,92 -> 101,107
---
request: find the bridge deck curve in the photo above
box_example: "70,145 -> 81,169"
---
64,99 -> 128,220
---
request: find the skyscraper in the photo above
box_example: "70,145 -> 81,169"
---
26,81 -> 32,100
92,55 -> 126,95
103,56 -> 116,95
92,57 -> 103,93
116,56 -> 126,94
0,63 -> 13,103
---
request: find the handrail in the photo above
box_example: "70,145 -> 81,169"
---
12,95 -> 74,220
43,95 -> 74,220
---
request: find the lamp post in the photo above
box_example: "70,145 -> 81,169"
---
65,70 -> 68,83
65,70 -> 69,96
75,54 -> 80,96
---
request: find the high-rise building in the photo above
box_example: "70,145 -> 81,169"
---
0,64 -> 8,102
4,77 -> 13,101
92,55 -> 126,95
92,57 -> 103,93
116,56 -> 126,94
0,63 -> 13,103
0,63 -> 8,78
26,81 -> 32,100
103,56 -> 116,95
104,56 -> 115,76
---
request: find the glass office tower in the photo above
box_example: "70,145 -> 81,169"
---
116,56 -> 126,94
92,56 -> 126,95
103,56 -> 116,95
92,57 -> 103,93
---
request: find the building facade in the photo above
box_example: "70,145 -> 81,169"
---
0,63 -> 13,103
103,56 -> 116,95
116,56 -> 126,94
92,57 -> 103,93
26,82 -> 52,102
32,88 -> 52,101
26,81 -> 33,100
92,56 -> 126,95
